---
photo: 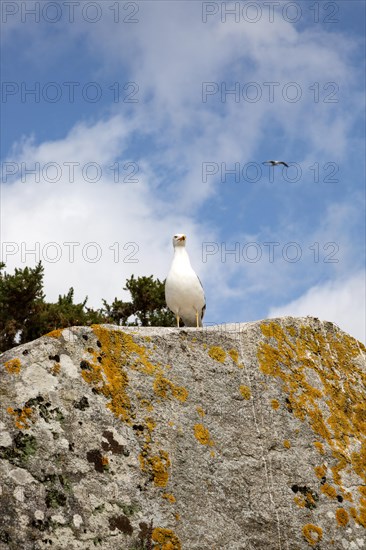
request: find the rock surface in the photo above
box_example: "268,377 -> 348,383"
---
0,317 -> 365,550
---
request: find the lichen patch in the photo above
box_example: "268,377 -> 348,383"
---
208,346 -> 226,363
335,507 -> 349,527
194,424 -> 214,447
228,349 -> 239,364
302,524 -> 323,546
151,527 -> 181,549
239,385 -> 251,400
5,358 -> 22,375
153,374 -> 188,402
7,407 -> 34,430
258,321 -> 366,527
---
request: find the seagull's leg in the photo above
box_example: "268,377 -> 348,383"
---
176,315 -> 180,328
195,311 -> 199,328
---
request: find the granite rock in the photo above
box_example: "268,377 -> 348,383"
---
0,317 -> 365,550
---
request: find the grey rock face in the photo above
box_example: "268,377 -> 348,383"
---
0,317 -> 365,550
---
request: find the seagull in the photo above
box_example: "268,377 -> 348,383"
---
165,234 -> 206,328
262,160 -> 289,167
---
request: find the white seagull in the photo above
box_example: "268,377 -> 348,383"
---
262,160 -> 289,167
165,234 -> 206,328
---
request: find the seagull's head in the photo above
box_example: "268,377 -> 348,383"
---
172,234 -> 186,248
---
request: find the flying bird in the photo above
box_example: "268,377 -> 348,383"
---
165,234 -> 206,328
262,160 -> 289,167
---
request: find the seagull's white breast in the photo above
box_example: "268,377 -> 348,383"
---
165,248 -> 205,326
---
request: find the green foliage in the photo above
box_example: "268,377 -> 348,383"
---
102,275 -> 175,327
0,261 -> 45,352
0,264 -> 175,353
35,288 -> 106,338
102,298 -> 134,326
123,274 -> 175,327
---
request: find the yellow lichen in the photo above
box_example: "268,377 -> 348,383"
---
294,492 -> 316,509
351,440 -> 366,481
271,399 -> 280,410
194,423 -> 214,446
228,349 -> 239,363
321,483 -> 337,499
287,326 -> 297,337
351,497 -> 366,527
7,406 -> 33,430
294,495 -> 306,508
81,329 -> 131,423
196,406 -> 205,417
360,499 -> 366,527
46,328 -> 63,338
51,363 -> 61,375
153,374 -> 188,402
4,358 -> 22,374
331,454 -> 349,487
162,493 -> 176,503
313,441 -> 325,455
239,385 -> 251,400
283,440 -> 291,449
258,321 -> 366,524
101,456 -> 110,471
151,527 -> 181,550
305,492 -> 317,508
302,524 -> 323,546
83,326 -> 185,421
139,398 -> 153,411
314,464 -> 327,479
140,450 -> 171,487
145,417 -> 156,431
335,508 -> 349,527
208,346 -> 226,363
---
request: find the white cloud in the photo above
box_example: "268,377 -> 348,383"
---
268,271 -> 366,344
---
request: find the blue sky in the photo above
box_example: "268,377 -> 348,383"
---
1,0 -> 365,342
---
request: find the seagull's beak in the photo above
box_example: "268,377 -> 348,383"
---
178,235 -> 186,241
